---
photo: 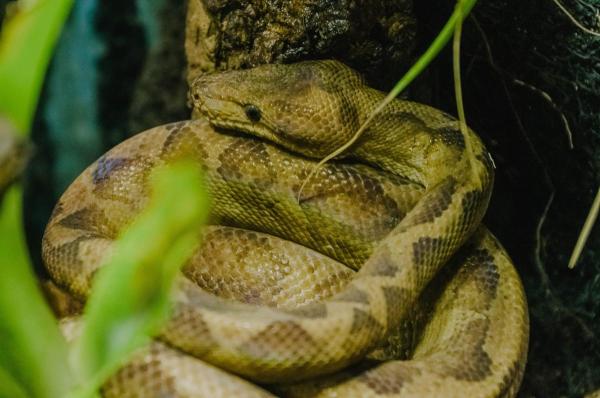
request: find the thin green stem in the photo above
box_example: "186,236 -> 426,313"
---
298,0 -> 479,200
452,0 -> 477,173
569,187 -> 600,268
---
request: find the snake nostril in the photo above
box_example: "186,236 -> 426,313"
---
188,91 -> 203,108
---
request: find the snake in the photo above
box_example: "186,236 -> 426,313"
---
42,60 -> 529,397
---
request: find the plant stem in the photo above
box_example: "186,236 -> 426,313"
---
0,0 -> 74,134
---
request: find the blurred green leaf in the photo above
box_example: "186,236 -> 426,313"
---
0,186 -> 74,398
69,161 -> 210,396
0,362 -> 31,398
0,1 -> 76,396
0,0 -> 74,134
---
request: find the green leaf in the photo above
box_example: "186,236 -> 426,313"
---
0,1 -> 76,394
0,361 -> 33,398
0,186 -> 74,398
69,161 -> 210,396
384,0 -> 478,102
0,0 -> 74,134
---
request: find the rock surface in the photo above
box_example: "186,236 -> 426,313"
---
185,0 -> 416,87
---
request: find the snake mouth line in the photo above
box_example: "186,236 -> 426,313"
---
198,110 -> 418,188
194,98 -> 429,198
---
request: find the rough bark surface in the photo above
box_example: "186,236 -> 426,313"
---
185,0 -> 416,88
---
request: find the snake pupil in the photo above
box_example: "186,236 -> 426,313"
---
244,105 -> 262,122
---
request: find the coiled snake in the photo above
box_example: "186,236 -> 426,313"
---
42,60 -> 529,397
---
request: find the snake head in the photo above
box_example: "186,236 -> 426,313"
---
190,60 -> 367,158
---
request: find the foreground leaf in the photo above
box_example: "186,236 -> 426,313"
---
70,161 -> 210,396
0,0 -> 74,134
0,186 -> 74,398
0,1 -> 76,391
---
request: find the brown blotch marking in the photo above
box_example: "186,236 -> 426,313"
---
41,280 -> 83,317
43,234 -> 100,273
412,237 -> 444,267
240,321 -> 318,360
435,318 -> 493,381
58,209 -> 90,230
467,248 -> 500,304
161,123 -> 208,162
409,177 -> 457,225
165,120 -> 188,132
497,357 -> 524,398
358,362 -> 421,395
412,237 -> 456,282
217,140 -> 275,190
92,156 -> 153,205
102,343 -> 178,396
394,111 -> 429,130
92,156 -> 130,184
284,303 -> 328,319
57,206 -> 117,238
333,285 -> 370,305
382,286 -> 412,326
459,189 -> 488,234
350,308 -> 383,334
298,167 -> 401,237
382,196 -> 402,226
394,112 -> 467,150
161,306 -> 216,358
366,246 -> 398,277
360,172 -> 402,222
435,126 -> 466,149
240,288 -> 265,306
441,245 -> 502,314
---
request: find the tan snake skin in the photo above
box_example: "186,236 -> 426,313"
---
42,60 -> 529,397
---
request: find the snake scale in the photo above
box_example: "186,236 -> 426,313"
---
42,60 -> 529,397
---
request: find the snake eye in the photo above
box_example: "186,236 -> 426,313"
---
244,104 -> 262,122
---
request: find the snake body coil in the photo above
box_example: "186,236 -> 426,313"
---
42,61 -> 528,397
